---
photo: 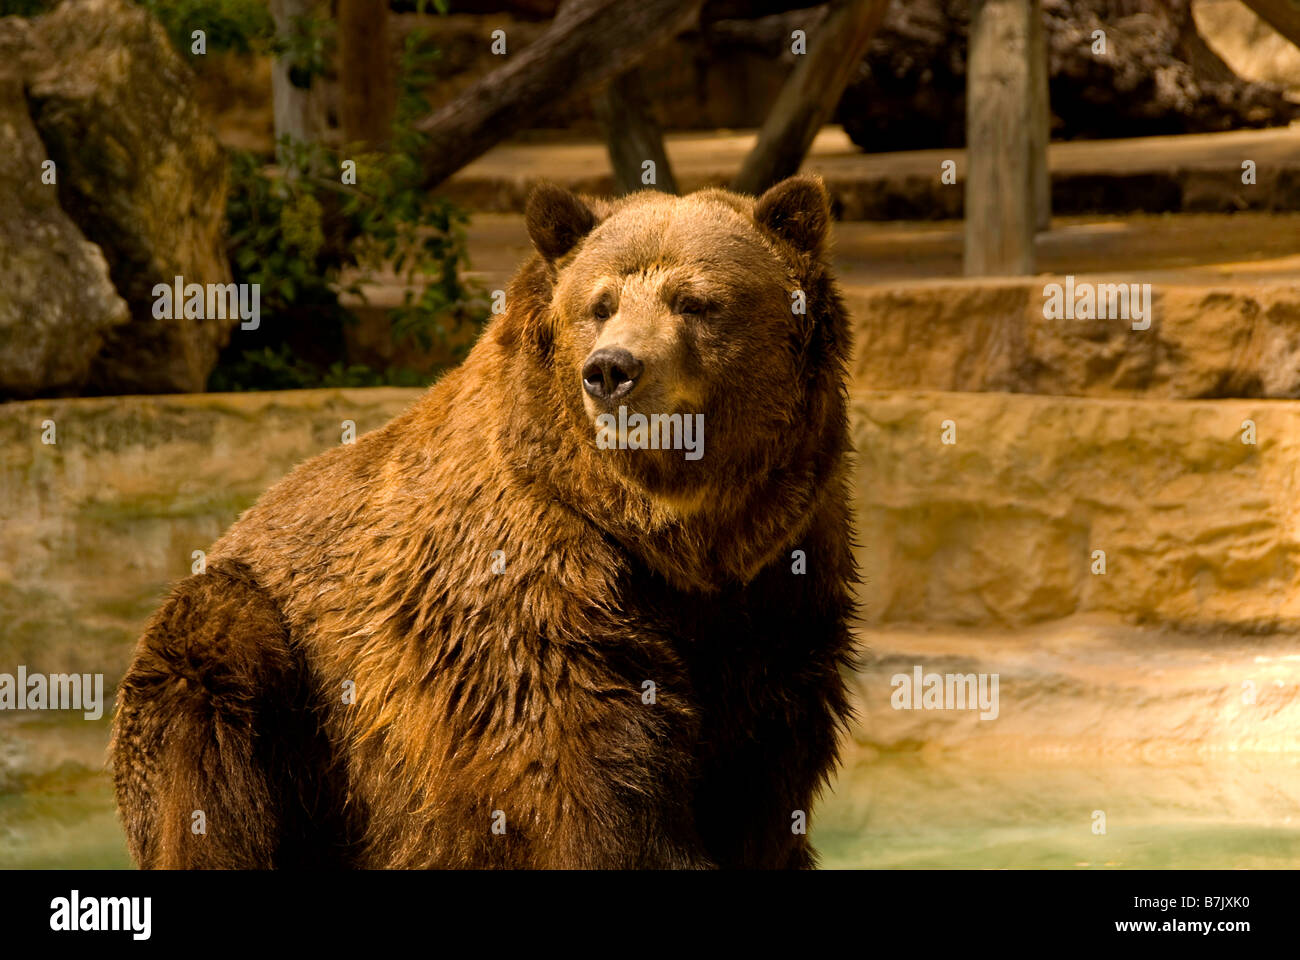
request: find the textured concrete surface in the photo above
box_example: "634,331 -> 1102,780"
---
848,279 -> 1300,398
851,390 -> 1300,630
0,389 -> 423,688
6,387 -> 1300,669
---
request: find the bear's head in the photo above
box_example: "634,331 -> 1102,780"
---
492,176 -> 852,593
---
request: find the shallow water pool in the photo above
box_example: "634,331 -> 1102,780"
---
5,745 -> 1299,869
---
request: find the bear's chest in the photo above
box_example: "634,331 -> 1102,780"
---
626,577 -> 818,735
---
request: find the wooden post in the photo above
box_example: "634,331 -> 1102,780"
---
1029,0 -> 1050,232
964,0 -> 1042,276
269,0 -> 327,166
731,0 -> 889,196
338,0 -> 395,151
593,68 -> 678,195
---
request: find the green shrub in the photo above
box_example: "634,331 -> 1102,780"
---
0,0 -> 57,15
137,0 -> 275,55
209,21 -> 490,391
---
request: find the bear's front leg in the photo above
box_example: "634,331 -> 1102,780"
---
502,685 -> 717,870
355,645 -> 717,870
110,560 -> 348,868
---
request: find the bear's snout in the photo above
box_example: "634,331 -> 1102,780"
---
581,347 -> 643,402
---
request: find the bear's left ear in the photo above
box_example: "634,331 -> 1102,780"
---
525,182 -> 598,262
754,174 -> 831,257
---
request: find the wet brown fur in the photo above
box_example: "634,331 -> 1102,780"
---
110,175 -> 858,869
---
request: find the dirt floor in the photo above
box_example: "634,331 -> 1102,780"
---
456,124 -> 1300,184
443,124 -> 1300,217
458,210 -> 1300,292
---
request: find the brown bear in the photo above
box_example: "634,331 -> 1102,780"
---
109,174 -> 857,869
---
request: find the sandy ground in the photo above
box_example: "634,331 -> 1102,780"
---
453,125 -> 1300,184
454,210 -> 1300,294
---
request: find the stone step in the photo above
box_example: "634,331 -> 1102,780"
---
445,126 -> 1300,218
824,616 -> 1300,867
847,276 -> 1300,399
848,617 -> 1300,759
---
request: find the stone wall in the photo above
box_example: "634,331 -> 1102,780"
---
6,380 -> 1300,689
847,280 -> 1300,398
0,389 -> 420,685
853,390 -> 1300,630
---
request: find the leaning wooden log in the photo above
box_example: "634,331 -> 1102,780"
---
730,0 -> 889,197
593,67 -> 679,196
1240,0 -> 1300,53
416,0 -> 702,190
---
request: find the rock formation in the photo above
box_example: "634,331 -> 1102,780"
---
0,0 -> 235,398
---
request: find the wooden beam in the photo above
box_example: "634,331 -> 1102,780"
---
593,68 -> 678,195
1029,0 -> 1050,232
416,0 -> 702,190
731,0 -> 889,196
1241,0 -> 1300,51
964,0 -> 1042,276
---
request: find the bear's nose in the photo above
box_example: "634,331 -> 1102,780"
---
582,347 -> 643,402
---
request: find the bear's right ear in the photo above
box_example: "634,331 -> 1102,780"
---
753,174 -> 831,257
525,182 -> 598,262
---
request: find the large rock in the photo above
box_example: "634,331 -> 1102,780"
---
835,0 -> 1300,151
0,19 -> 128,398
24,0 -> 234,394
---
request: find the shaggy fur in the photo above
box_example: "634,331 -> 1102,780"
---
110,174 -> 858,869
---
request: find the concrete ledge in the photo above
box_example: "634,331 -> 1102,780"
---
0,389 -> 423,681
852,390 -> 1300,629
848,279 -> 1300,398
3,387 -> 1297,669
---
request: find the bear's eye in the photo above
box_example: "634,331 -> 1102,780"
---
676,295 -> 707,317
592,300 -> 613,321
